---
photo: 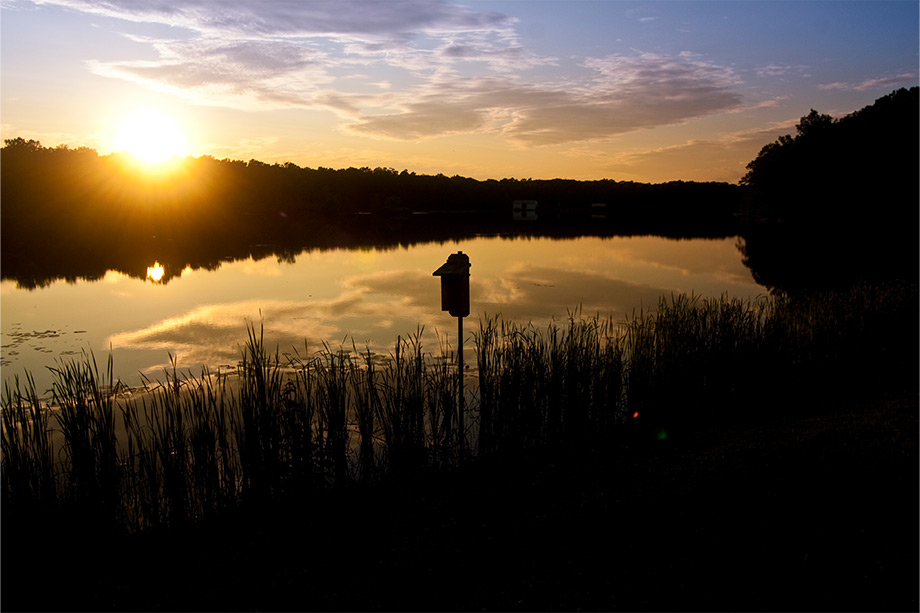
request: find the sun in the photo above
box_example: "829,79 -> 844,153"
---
114,109 -> 188,166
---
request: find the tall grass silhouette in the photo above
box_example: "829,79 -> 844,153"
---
2,282 -> 914,534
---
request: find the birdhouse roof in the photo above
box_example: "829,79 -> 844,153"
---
432,252 -> 471,276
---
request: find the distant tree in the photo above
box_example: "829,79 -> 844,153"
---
3,137 -> 44,152
794,109 -> 834,137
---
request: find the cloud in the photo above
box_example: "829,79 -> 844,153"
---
87,37 -> 338,109
348,52 -> 743,145
38,0 -> 513,40
34,1 -> 742,146
751,63 -> 812,79
503,55 -> 742,145
818,72 -> 917,91
345,98 -> 492,140
436,41 -> 542,70
51,0 -> 536,111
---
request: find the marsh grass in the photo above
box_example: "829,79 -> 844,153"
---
47,352 -> 125,531
475,310 -> 628,457
1,373 -> 55,515
2,283 -> 914,534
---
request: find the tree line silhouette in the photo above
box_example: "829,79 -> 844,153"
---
2,87 -> 916,291
738,87 -> 918,292
1,138 -> 739,288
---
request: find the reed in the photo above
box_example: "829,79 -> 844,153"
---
376,328 -> 428,475
352,343 -> 380,482
1,373 -> 56,514
121,359 -> 234,530
630,293 -> 772,427
2,283 -> 913,534
425,332 -> 460,468
314,342 -> 352,483
283,342 -> 319,490
474,310 -> 628,457
49,352 -> 124,528
236,323 -> 288,499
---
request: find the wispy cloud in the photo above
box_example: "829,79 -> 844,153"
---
36,0 -> 512,40
754,63 -> 810,79
818,72 -> 917,92
86,37 -> 340,110
50,0 -> 537,110
348,52 -> 742,145
29,0 -> 744,146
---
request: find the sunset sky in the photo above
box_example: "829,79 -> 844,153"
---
2,0 -> 917,182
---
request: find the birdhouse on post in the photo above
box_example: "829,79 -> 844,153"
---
432,251 -> 470,318
432,251 -> 471,459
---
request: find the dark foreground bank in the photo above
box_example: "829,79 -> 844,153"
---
3,386 -> 916,612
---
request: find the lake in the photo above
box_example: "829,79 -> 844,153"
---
1,234 -> 764,394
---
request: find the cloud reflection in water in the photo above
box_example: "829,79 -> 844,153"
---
77,237 -> 763,376
104,236 -> 761,379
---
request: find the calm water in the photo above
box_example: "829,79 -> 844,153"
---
1,235 -> 763,393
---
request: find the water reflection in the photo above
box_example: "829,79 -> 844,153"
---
1,235 -> 763,392
146,261 -> 165,283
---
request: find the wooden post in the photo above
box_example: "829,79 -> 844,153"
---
458,313 -> 465,458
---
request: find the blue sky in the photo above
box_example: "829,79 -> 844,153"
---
1,0 -> 917,181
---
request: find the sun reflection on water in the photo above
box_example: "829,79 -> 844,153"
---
146,261 -> 165,283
